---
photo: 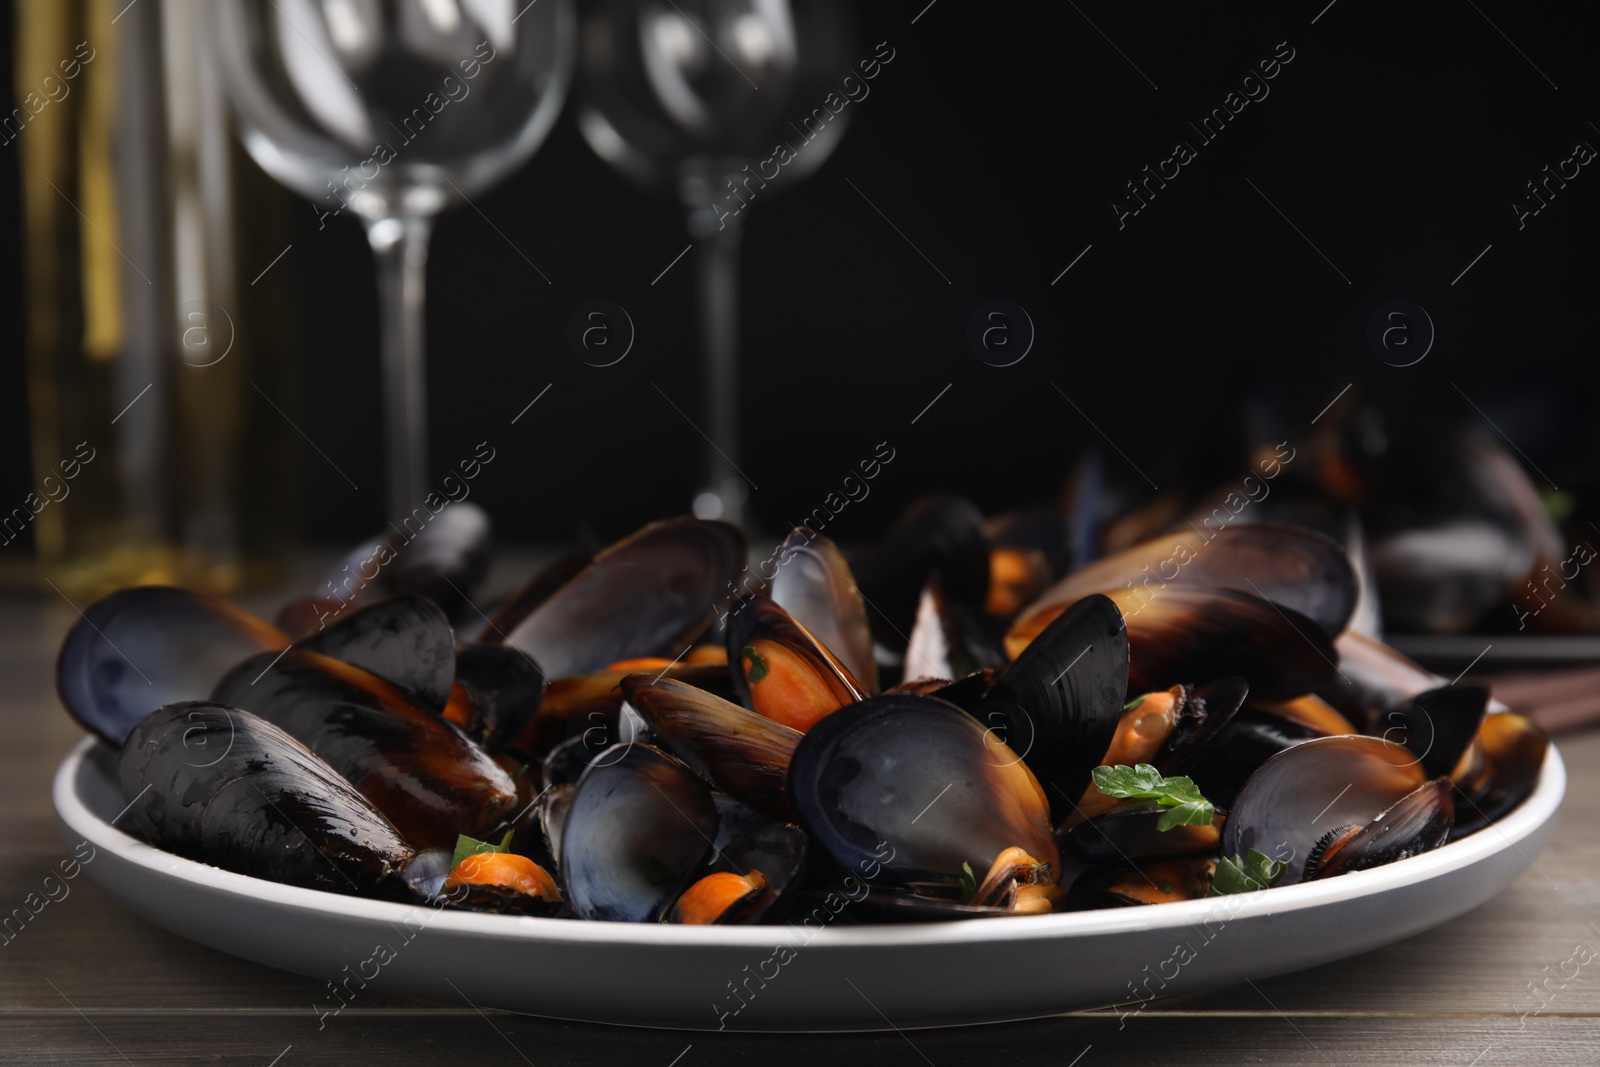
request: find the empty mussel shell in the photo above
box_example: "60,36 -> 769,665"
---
58,586 -> 288,745
559,744 -> 718,922
120,702 -> 413,897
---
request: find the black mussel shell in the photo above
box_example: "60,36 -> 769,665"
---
212,649 -> 518,849
542,733 -> 606,788
1177,707 -> 1320,809
1306,779 -> 1454,879
294,595 -> 456,713
448,644 -> 548,753
725,596 -> 866,732
1450,712 -> 1549,837
788,694 -> 1058,890
623,675 -> 801,821
1377,684 -> 1490,780
847,494 -> 991,651
1154,677 -> 1249,777
501,518 -> 746,679
903,579 -> 1007,684
978,593 -> 1127,823
768,529 -> 878,693
1010,522 -> 1357,646
1060,803 -> 1222,866
1317,632 -> 1443,723
58,587 -> 288,745
326,502 -> 493,620
559,744 -> 718,922
1106,584 -> 1336,701
669,820 -> 808,925
1223,736 -> 1428,884
485,549 -> 595,638
121,703 -> 413,897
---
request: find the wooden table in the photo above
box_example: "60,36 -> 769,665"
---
3,590 -> 1596,1066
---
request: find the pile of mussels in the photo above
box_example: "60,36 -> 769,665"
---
57,498 -> 1550,923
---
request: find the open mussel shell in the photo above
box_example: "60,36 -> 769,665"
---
58,586 -> 289,745
294,594 -> 456,713
977,593 -> 1127,823
501,518 -> 746,679
1450,711 -> 1550,837
502,662 -> 731,765
484,549 -> 595,638
559,744 -> 718,922
212,649 -> 518,849
847,494 -> 991,651
1060,803 -> 1221,866
1096,584 -> 1337,701
446,644 -> 548,753
1377,684 -> 1490,780
1178,707 -> 1322,810
1223,735 -> 1430,884
667,819 -> 808,925
1154,677 -> 1248,777
1009,523 -> 1358,651
903,579 -> 1007,684
326,502 -> 493,621
1307,780 -> 1454,879
787,694 -> 1058,891
726,597 -> 866,732
121,703 -> 414,897
622,675 -> 801,821
1318,631 -> 1444,724
768,529 -> 878,693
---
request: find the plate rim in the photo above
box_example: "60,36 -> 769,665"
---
55,734 -> 1567,950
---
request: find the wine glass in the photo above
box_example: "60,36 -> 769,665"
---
574,0 -> 854,527
211,0 -> 575,518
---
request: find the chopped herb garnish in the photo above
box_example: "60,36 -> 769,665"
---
1090,764 -> 1215,831
1160,881 -> 1173,894
451,829 -> 513,870
1122,694 -> 1147,713
1210,849 -> 1287,895
958,861 -> 978,905
742,644 -> 769,682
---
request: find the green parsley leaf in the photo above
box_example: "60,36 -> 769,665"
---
741,644 -> 769,682
958,861 -> 978,905
1091,764 -> 1215,831
450,829 -> 513,870
1209,849 -> 1287,895
1122,694 -> 1147,712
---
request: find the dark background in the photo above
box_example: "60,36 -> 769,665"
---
3,0 -> 1599,551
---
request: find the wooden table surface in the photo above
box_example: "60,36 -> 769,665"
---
3,588 -> 1597,1066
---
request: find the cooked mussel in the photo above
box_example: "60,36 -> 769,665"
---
324,502 -> 493,620
559,744 -> 718,922
1450,711 -> 1549,837
442,851 -> 563,916
295,594 -> 456,713
846,494 -> 991,652
788,694 -> 1059,907
621,675 -> 801,820
58,586 -> 289,745
1009,523 -> 1358,651
502,662 -> 730,764
444,644 -> 548,753
768,529 -> 878,692
1305,779 -> 1454,879
501,518 -> 746,678
976,594 -> 1127,823
120,702 -> 413,897
726,597 -> 866,731
212,649 -> 518,848
1223,735 -> 1437,884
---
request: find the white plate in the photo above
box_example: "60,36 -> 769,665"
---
54,736 -> 1565,1032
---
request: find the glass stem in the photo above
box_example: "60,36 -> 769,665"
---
366,215 -> 434,521
694,217 -> 744,527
